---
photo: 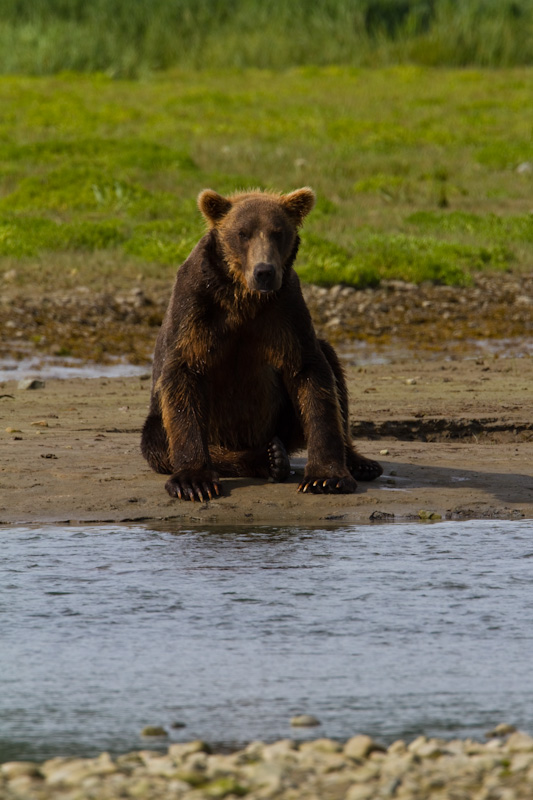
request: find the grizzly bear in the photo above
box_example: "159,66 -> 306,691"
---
141,187 -> 382,501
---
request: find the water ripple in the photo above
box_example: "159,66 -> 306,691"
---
1,519 -> 533,761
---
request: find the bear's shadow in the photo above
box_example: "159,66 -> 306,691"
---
379,459 -> 532,508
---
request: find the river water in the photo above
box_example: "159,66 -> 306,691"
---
2,519 -> 533,762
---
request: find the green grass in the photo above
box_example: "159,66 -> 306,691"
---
1,1 -> 533,75
0,67 -> 532,291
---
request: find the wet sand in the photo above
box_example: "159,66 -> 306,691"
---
1,355 -> 532,526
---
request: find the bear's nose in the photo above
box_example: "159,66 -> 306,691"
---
253,262 -> 276,291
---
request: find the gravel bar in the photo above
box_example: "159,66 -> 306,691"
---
3,729 -> 533,799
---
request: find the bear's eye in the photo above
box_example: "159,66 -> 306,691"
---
271,228 -> 284,242
238,230 -> 249,241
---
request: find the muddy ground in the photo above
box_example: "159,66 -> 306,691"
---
1,329 -> 532,525
1,269 -> 532,365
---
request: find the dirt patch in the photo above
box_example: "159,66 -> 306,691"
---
1,354 -> 532,526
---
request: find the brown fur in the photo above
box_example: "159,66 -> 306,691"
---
141,188 -> 382,501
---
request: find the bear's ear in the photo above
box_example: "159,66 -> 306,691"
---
280,187 -> 316,227
198,189 -> 233,227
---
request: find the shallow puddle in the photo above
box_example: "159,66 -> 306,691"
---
2,336 -> 532,383
0,352 -> 148,382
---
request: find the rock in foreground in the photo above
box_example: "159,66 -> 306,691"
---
2,731 -> 533,799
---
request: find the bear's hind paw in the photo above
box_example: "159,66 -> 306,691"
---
267,437 -> 290,482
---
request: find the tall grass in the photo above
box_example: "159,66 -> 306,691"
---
1,0 -> 532,76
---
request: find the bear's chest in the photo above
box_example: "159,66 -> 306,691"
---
205,341 -> 284,448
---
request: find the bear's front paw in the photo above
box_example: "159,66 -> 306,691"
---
165,472 -> 223,502
298,474 -> 357,495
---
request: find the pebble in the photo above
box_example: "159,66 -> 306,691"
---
0,761 -> 41,779
344,734 -> 385,760
140,726 -> 168,738
487,723 -> 517,738
290,714 -> 321,727
17,378 -> 46,390
506,732 -> 533,752
3,731 -> 533,800
418,510 -> 442,520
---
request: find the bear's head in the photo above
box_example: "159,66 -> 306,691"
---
198,187 -> 315,294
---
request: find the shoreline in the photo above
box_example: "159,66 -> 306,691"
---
1,355 -> 532,526
3,729 -> 533,799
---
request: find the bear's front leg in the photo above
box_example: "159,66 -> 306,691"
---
165,470 -> 223,502
288,357 -> 357,495
158,360 -> 222,501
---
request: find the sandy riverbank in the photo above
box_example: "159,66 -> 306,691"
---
1,355 -> 532,526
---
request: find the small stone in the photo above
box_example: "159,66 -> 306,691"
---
369,510 -> 395,521
516,161 -> 533,174
204,776 -> 248,798
1,762 -> 41,779
344,735 -> 385,759
407,735 -> 427,753
18,379 -> 45,390
43,758 -> 96,785
505,732 -> 533,752
31,420 -> 49,427
290,714 -> 321,727
405,378 -> 417,385
140,725 -> 168,738
387,740 -> 407,754
346,784 -> 376,800
418,510 -> 442,520
379,449 -> 389,455
168,740 -> 211,759
5,427 -> 21,433
299,738 -> 342,753
143,755 -> 180,777
262,739 -> 298,760
486,723 -> 517,738
410,738 -> 444,758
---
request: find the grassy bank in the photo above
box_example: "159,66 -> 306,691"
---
0,67 -> 532,292
1,0 -> 533,75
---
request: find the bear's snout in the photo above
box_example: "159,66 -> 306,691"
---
252,262 -> 279,293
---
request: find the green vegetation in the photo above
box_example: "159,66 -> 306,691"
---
298,232 -> 511,288
0,67 -> 531,291
1,1 -> 533,75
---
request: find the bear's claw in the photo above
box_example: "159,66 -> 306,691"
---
298,475 -> 357,494
267,437 -> 290,482
165,475 -> 223,502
